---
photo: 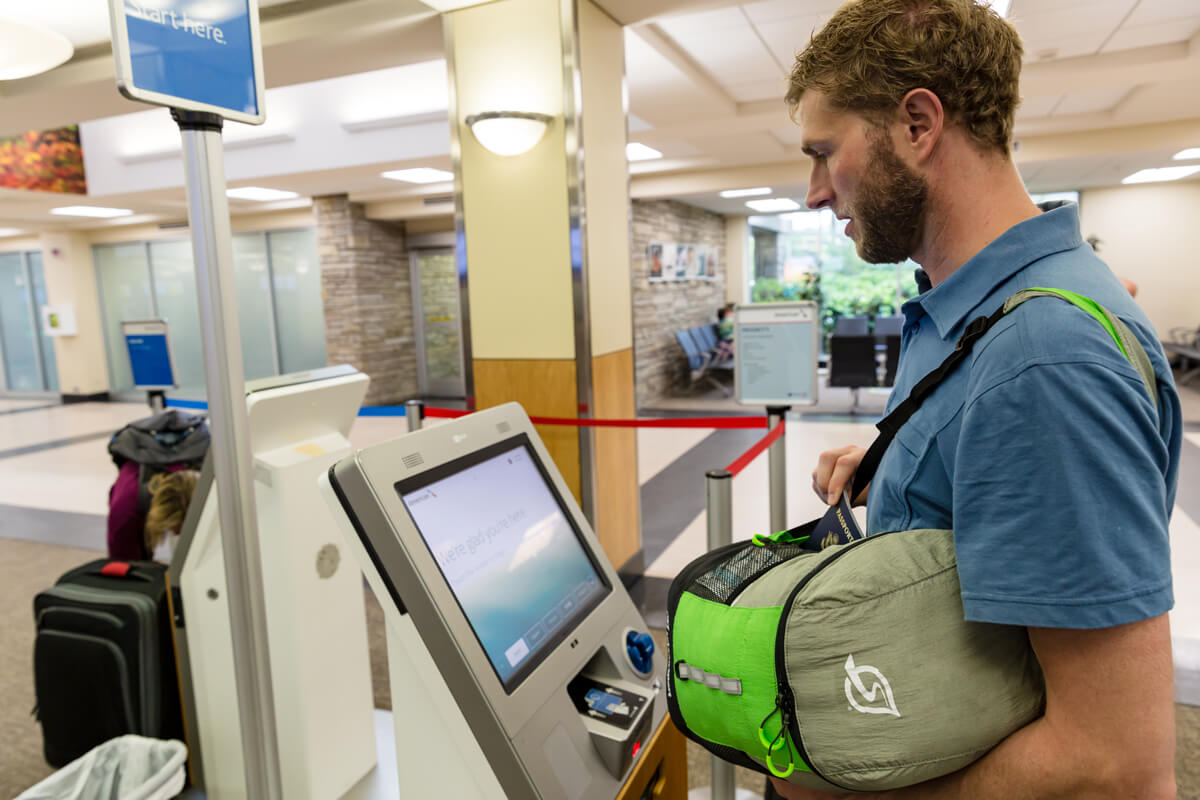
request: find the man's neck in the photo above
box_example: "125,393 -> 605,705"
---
913,151 -> 1040,287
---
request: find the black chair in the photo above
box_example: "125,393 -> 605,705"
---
835,315 -> 870,336
873,315 -> 903,338
874,316 -> 903,386
829,334 -> 878,411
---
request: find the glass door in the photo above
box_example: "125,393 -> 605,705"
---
410,248 -> 465,397
0,251 -> 57,393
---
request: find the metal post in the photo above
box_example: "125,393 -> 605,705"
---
767,406 -> 789,534
705,469 -> 735,800
406,399 -> 425,433
174,108 -> 282,800
148,390 -> 165,414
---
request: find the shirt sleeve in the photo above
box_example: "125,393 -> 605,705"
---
953,357 -> 1173,629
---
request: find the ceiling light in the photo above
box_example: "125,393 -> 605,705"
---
746,198 -> 802,212
0,19 -> 73,80
720,187 -> 772,198
1121,166 -> 1200,185
226,187 -> 300,201
465,111 -> 552,157
1173,148 -> 1200,161
417,0 -> 496,9
50,206 -> 134,218
0,228 -> 23,237
381,168 -> 454,184
626,143 -> 662,161
981,0 -> 1010,18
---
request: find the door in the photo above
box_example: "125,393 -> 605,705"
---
410,248 -> 466,398
0,251 -> 56,393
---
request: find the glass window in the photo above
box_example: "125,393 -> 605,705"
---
0,253 -> 42,391
232,233 -> 278,380
95,243 -> 155,394
148,240 -> 206,394
267,229 -> 327,374
27,252 -> 59,392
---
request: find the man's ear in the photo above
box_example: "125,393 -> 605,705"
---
897,88 -> 943,163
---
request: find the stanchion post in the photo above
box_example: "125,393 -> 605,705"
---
174,108 -> 282,800
406,399 -> 425,433
767,406 -> 789,534
705,469 -> 735,800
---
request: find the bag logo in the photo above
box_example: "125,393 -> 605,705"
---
844,655 -> 901,718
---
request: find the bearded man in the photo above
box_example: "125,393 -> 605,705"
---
777,1 -> 1182,798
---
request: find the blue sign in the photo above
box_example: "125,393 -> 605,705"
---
110,0 -> 265,124
122,321 -> 177,389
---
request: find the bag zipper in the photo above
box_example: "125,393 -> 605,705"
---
771,530 -> 901,788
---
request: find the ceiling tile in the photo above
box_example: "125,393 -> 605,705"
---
1054,87 -> 1129,115
1017,94 -> 1064,118
742,0 -> 841,26
655,6 -> 748,37
772,124 -> 805,145
663,26 -> 784,83
727,78 -> 789,103
1009,1 -> 1136,39
1125,0 -> 1200,27
1102,18 -> 1200,52
1020,30 -> 1111,61
756,16 -> 829,69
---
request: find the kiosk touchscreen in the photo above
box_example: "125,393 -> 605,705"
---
322,402 -> 666,799
171,365 -> 377,800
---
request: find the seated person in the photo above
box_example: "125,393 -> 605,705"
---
716,304 -> 735,359
144,470 -> 200,564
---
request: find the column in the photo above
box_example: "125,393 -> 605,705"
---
446,0 -> 640,570
39,232 -> 111,399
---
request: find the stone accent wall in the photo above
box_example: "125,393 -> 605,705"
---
314,194 -> 418,405
631,200 -> 727,407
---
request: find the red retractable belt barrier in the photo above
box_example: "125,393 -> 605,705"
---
724,420 -> 785,477
423,406 -> 768,430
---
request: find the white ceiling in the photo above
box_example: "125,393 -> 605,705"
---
0,0 -> 1198,234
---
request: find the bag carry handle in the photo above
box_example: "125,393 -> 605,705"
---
93,561 -> 155,582
849,288 -> 1158,503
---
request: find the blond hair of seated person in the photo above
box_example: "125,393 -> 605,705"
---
144,470 -> 200,563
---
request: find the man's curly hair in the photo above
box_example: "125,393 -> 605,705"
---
786,0 -> 1023,154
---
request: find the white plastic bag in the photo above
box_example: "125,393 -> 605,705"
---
16,736 -> 187,800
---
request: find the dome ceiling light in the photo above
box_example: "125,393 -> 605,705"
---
465,111 -> 553,157
0,18 -> 74,80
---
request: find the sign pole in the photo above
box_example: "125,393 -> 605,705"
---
767,405 -> 789,533
173,108 -> 283,800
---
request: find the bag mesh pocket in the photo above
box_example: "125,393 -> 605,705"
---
692,542 -> 810,604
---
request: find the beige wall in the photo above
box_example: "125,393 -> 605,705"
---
724,215 -> 748,306
39,231 -> 110,396
1079,181 -> 1200,338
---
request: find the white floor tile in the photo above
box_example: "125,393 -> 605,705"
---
637,427 -> 711,485
0,402 -> 148,452
0,439 -> 120,516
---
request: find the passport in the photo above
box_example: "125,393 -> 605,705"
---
808,492 -> 866,550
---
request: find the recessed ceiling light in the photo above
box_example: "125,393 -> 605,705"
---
226,187 -> 300,202
50,206 -> 134,218
746,198 -> 802,212
0,228 -> 23,237
1121,166 -> 1200,185
0,19 -> 73,81
1173,148 -> 1200,161
720,187 -> 772,198
626,143 -> 663,162
982,0 -> 1011,18
381,168 -> 454,184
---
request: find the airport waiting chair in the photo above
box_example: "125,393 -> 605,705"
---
828,334 -> 879,412
675,330 -> 733,395
874,316 -> 904,387
835,315 -> 871,336
693,324 -> 720,353
874,315 -> 904,338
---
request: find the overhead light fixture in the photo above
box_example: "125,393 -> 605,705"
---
465,111 -> 553,157
50,206 -> 134,218
1173,148 -> 1200,161
1121,166 -> 1200,185
417,0 -> 496,9
981,0 -> 1011,18
0,228 -> 23,237
721,187 -> 772,198
0,19 -> 73,80
381,168 -> 454,184
746,198 -> 802,212
626,143 -> 662,161
226,187 -> 300,202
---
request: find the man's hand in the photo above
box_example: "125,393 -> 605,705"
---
812,445 -> 868,506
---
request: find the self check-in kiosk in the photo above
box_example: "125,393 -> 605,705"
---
320,402 -> 668,799
171,365 -> 377,799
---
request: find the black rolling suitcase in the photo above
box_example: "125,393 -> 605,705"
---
32,559 -> 184,767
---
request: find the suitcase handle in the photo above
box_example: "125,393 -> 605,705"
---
94,562 -> 155,582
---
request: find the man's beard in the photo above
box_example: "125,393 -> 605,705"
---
846,135 -> 928,264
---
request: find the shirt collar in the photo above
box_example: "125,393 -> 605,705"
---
901,203 -> 1084,339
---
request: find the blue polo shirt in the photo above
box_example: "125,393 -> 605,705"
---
866,204 -> 1180,629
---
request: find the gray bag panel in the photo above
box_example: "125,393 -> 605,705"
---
782,530 -> 1044,792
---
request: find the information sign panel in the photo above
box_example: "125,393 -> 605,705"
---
735,302 -> 819,407
122,320 -> 178,390
109,0 -> 266,124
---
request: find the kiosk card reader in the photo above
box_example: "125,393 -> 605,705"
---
321,402 -> 666,799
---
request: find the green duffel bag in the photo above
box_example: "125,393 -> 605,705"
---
665,288 -> 1159,793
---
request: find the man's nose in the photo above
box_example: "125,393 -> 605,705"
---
806,171 -> 832,210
